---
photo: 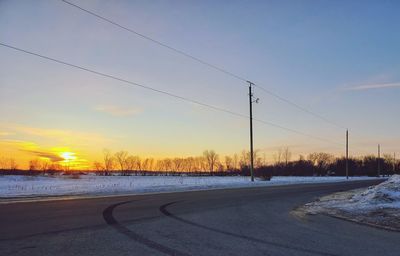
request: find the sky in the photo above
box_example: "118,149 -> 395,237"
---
0,0 -> 399,169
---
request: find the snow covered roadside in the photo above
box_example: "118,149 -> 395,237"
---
0,175 -> 377,202
297,175 -> 400,231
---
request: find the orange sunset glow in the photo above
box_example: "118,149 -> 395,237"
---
0,0 -> 399,172
1,2 -> 400,255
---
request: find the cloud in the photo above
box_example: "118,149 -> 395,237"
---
0,140 -> 38,150
344,82 -> 400,91
0,131 -> 14,136
0,140 -> 87,164
21,150 -> 64,162
0,140 -> 62,162
94,105 -> 141,117
9,124 -> 112,144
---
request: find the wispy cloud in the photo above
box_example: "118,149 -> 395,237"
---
344,82 -> 400,91
9,124 -> 112,144
21,149 -> 64,162
0,140 -> 61,162
0,139 -> 38,150
0,140 -> 87,164
0,131 -> 14,136
94,105 -> 141,117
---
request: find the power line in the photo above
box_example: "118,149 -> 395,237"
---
0,42 -> 342,147
61,0 -> 248,84
254,85 -> 346,129
0,43 -> 245,118
61,0 -> 345,130
254,118 -> 342,146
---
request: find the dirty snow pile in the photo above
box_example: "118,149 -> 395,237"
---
301,175 -> 400,231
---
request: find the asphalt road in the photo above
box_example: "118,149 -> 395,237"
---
1,180 -> 399,256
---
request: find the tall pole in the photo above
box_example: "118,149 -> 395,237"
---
394,152 -> 396,174
377,144 -> 381,177
346,129 -> 349,179
248,81 -> 255,182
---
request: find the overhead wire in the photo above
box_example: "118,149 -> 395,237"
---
61,0 -> 248,84
1,42 -> 342,147
61,0 -> 346,130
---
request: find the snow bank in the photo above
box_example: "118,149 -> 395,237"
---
350,175 -> 400,209
0,175 -> 377,200
299,175 -> 400,231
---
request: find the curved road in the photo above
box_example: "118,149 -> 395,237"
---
1,180 -> 399,256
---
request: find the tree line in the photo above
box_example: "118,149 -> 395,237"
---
0,148 -> 399,177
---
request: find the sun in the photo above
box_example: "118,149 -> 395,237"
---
55,150 -> 89,170
60,152 -> 76,162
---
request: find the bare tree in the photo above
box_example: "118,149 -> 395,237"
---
142,158 -> 154,171
0,157 -> 17,170
255,156 -> 263,168
225,156 -> 233,170
239,150 -> 260,168
184,157 -> 195,173
232,154 -> 239,170
283,147 -> 292,166
135,156 -> 142,171
172,158 -> 184,172
155,159 -> 164,172
273,148 -> 283,165
48,163 -> 62,172
29,159 -> 41,171
41,160 -> 50,173
203,150 -> 218,173
240,150 -> 249,168
115,151 -> 128,175
262,152 -> 267,166
0,157 -> 5,170
103,149 -> 114,175
165,159 -> 173,172
8,158 -> 18,171
126,155 -> 141,171
383,154 -> 395,176
217,162 -> 224,172
27,159 -> 50,173
201,156 -> 208,171
308,152 -> 334,176
158,158 -> 172,172
125,157 -> 134,171
93,161 -> 104,172
194,156 -> 206,172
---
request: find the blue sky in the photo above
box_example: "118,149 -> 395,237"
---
0,0 -> 399,166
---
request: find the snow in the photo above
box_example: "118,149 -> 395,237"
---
0,175 -> 377,200
299,175 -> 400,231
350,175 -> 400,209
304,175 -> 400,212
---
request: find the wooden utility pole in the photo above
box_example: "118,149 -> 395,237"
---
346,129 -> 349,179
248,81 -> 255,182
394,152 -> 396,173
377,144 -> 381,177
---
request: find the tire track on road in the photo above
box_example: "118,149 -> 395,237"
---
160,201 -> 338,256
103,200 -> 190,256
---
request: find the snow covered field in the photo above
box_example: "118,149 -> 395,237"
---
299,175 -> 400,231
0,175 -> 377,200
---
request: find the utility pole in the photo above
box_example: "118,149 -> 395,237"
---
377,144 -> 381,177
346,129 -> 349,179
247,81 -> 256,182
394,152 -> 396,174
